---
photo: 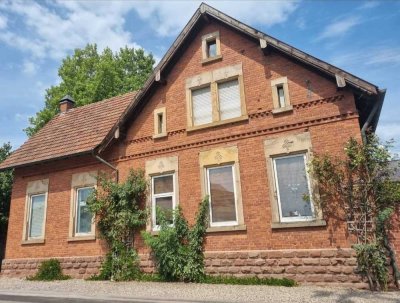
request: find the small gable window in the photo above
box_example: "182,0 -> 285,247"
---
153,107 -> 167,139
201,31 -> 221,64
271,77 -> 292,114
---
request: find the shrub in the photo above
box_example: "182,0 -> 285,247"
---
87,169 -> 148,281
27,259 -> 70,281
142,197 -> 209,282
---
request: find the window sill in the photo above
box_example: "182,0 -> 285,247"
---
67,235 -> 96,242
272,105 -> 293,115
153,133 -> 168,139
21,239 -> 45,245
207,224 -> 247,233
201,55 -> 222,65
187,115 -> 248,133
271,219 -> 326,229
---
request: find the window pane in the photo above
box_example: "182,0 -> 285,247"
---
278,86 -> 285,108
218,79 -> 241,120
29,194 -> 45,238
192,86 -> 212,126
77,188 -> 94,234
275,155 -> 313,218
154,175 -> 174,194
209,166 -> 237,223
155,196 -> 173,225
207,41 -> 217,57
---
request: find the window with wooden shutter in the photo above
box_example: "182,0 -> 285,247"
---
218,79 -> 241,120
192,86 -> 212,126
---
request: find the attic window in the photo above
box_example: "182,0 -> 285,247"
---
201,31 -> 221,64
153,107 -> 167,139
271,77 -> 293,114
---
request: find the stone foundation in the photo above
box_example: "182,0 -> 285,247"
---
1,249 -> 368,288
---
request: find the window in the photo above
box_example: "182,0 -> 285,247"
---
277,85 -> 286,108
272,154 -> 314,222
152,174 -> 175,229
153,107 -> 167,138
192,86 -> 212,126
218,79 -> 241,120
28,194 -> 46,239
207,165 -> 238,226
23,179 -> 49,243
186,63 -> 247,130
199,146 -> 245,231
75,187 -> 94,235
207,40 -> 217,58
69,171 -> 97,240
264,132 -> 325,228
201,31 -> 221,63
271,77 -> 292,114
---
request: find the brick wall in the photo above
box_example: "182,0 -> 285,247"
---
2,18 -> 397,284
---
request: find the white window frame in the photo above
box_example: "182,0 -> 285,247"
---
206,164 -> 239,227
74,186 -> 95,236
272,153 -> 315,223
27,193 -> 47,240
151,173 -> 176,231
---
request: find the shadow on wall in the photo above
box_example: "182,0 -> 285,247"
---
312,289 -> 399,303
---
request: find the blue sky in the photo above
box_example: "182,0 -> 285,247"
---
0,0 -> 399,154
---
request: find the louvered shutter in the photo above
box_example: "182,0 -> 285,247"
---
29,194 -> 45,238
192,86 -> 212,126
218,79 -> 241,120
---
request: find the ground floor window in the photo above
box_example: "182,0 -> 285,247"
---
28,193 -> 46,239
75,187 -> 94,235
206,165 -> 238,226
272,153 -> 314,222
152,174 -> 175,229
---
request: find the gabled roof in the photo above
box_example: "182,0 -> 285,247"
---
0,92 -> 136,170
98,2 -> 384,153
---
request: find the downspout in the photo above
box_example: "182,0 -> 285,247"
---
361,89 -> 385,144
92,150 -> 119,182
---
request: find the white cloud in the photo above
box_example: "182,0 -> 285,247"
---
0,14 -> 7,29
331,46 -> 400,68
316,16 -> 361,41
358,1 -> 380,10
22,60 -> 38,76
133,1 -> 299,37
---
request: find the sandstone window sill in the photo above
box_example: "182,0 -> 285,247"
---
21,239 -> 45,245
272,105 -> 293,115
67,235 -> 96,242
187,115 -> 248,133
201,55 -> 222,65
271,219 -> 326,229
153,133 -> 168,139
207,224 -> 247,233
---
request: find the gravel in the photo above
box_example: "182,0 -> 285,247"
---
0,278 -> 399,303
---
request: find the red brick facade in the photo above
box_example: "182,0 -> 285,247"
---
1,18 -> 398,287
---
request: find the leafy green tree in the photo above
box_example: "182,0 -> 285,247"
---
0,143 -> 13,262
25,44 -> 155,136
311,135 -> 400,290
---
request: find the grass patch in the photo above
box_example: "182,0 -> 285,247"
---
27,259 -> 71,281
200,275 -> 297,287
87,273 -> 296,286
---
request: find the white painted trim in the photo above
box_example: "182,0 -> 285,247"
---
74,186 -> 95,237
151,173 -> 176,231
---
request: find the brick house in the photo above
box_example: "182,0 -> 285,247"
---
0,4 -> 396,286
